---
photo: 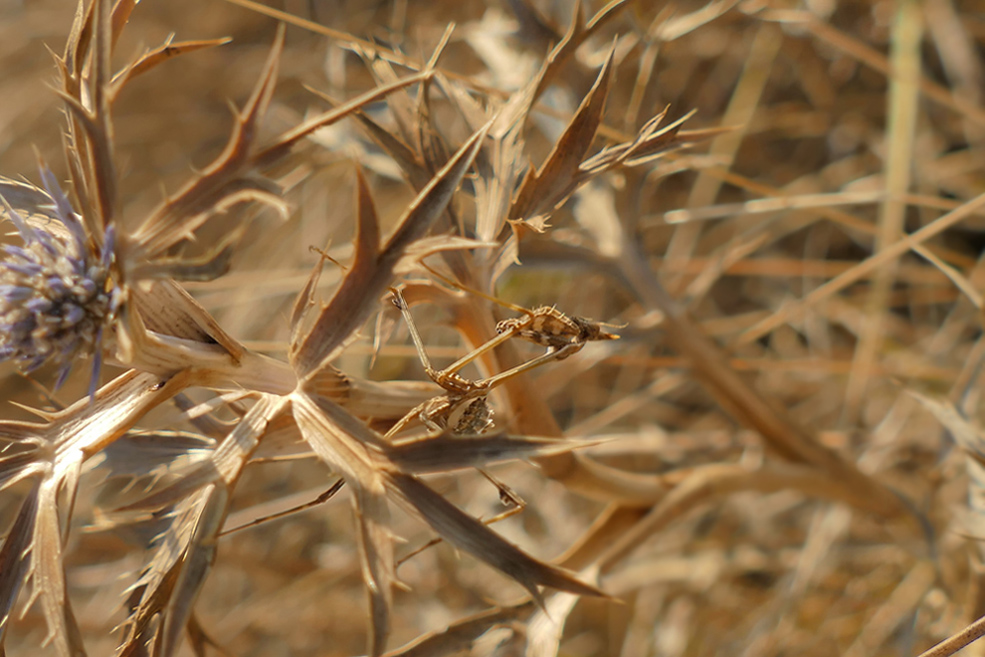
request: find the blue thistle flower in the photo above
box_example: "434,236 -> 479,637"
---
0,170 -> 117,394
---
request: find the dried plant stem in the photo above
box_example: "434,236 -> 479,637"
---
737,191 -> 985,346
768,9 -> 985,128
619,240 -> 916,520
843,0 -> 922,424
916,616 -> 985,657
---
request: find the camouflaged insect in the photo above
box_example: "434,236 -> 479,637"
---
496,306 -> 619,356
452,397 -> 494,434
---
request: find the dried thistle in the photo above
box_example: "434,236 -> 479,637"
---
0,173 -> 116,392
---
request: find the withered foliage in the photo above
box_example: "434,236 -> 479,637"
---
2,1 -> 985,656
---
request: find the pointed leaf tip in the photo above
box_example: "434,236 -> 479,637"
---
353,166 -> 381,267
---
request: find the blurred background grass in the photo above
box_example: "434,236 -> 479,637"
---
4,0 -> 985,655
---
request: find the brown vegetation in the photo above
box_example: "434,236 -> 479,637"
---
1,1 -> 984,656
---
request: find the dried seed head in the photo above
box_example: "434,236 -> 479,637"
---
0,175 -> 116,389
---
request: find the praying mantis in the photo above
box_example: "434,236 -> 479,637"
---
384,282 -> 620,440
224,280 -> 620,557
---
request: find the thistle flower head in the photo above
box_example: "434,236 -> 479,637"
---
0,171 -> 116,390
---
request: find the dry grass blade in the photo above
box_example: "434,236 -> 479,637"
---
616,240 -> 917,521
595,461 -> 924,572
737,191 -> 985,346
911,392 -> 984,464
916,616 -> 985,657
843,0 -> 923,424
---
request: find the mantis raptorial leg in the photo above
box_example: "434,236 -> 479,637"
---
386,288 -> 592,438
219,478 -> 346,537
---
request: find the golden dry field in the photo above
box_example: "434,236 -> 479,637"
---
2,1 -> 985,656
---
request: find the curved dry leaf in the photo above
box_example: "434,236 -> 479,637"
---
353,166 -> 382,276
382,603 -> 535,657
133,178 -> 288,275
110,36 -> 233,98
289,163 -> 380,365
127,229 -> 243,283
62,0 -> 92,79
293,121 -> 491,375
509,47 -> 614,222
526,571 -> 599,657
385,431 -> 581,473
387,472 -> 605,603
393,235 -> 497,276
109,0 -> 137,48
